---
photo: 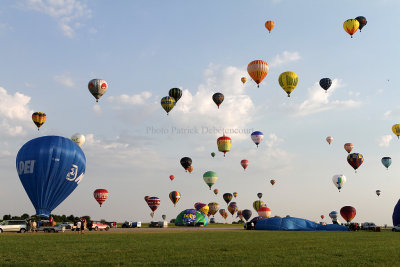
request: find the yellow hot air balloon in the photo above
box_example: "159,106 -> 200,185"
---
241,77 -> 247,84
161,96 -> 176,115
253,200 -> 266,212
343,19 -> 359,38
32,112 -> 46,130
265,20 -> 275,33
247,60 -> 269,88
392,124 -> 400,139
278,71 -> 298,97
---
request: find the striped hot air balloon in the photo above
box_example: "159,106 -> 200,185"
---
32,112 -> 46,130
161,96 -> 176,115
203,171 -> 218,190
88,79 -> 108,102
217,134 -> 231,156
169,191 -> 181,206
257,206 -> 271,218
241,159 -> 249,170
247,60 -> 269,87
93,189 -> 108,207
253,200 -> 266,212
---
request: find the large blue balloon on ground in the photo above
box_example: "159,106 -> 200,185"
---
16,136 -> 86,217
393,199 -> 400,226
255,216 -> 348,231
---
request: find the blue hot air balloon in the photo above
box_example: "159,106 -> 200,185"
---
16,136 -> 86,217
251,131 -> 264,148
381,157 -> 392,170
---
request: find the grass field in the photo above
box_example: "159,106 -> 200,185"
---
1,227 -> 400,266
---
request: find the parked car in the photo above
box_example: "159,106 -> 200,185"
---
87,221 -> 110,231
121,221 -> 141,228
0,220 -> 28,233
392,225 -> 400,232
361,222 -> 380,232
59,222 -> 74,229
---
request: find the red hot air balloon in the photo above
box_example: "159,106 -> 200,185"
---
241,159 -> 249,170
147,197 -> 161,218
321,215 -> 325,220
93,189 -> 108,207
340,206 -> 356,222
169,175 -> 175,181
213,189 -> 219,195
344,143 -> 354,153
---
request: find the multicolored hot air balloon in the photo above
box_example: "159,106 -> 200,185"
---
169,191 -> 181,206
219,209 -> 228,220
344,143 -> 354,153
343,19 -> 359,38
93,189 -> 108,207
265,20 -> 275,33
213,189 -> 219,195
228,202 -> 238,216
180,157 -> 192,171
194,203 -> 209,215
241,77 -> 247,84
211,152 -> 216,158
169,175 -> 175,181
253,200 -> 266,212
257,193 -> 263,199
376,190 -> 381,196
329,211 -> 338,221
233,192 -> 238,198
241,159 -> 249,170
223,193 -> 233,205
247,60 -> 269,88
392,124 -> 400,139
251,131 -> 264,147
279,71 -> 298,97
161,96 -> 176,115
326,136 -> 333,145
217,134 -> 231,156
382,157 -> 392,170
347,153 -> 364,172
355,16 -> 367,32
237,210 -> 244,221
16,136 -> 86,217
340,206 -> 356,222
32,112 -> 46,130
320,78 -> 332,92
203,171 -> 218,190
270,180 -> 276,186
257,206 -> 271,218
88,79 -> 108,102
212,93 -> 224,109
242,209 -> 252,221
147,197 -> 160,218
187,166 -> 194,173
71,133 -> 85,147
332,174 -> 346,192
208,202 -> 220,216
169,88 -> 182,103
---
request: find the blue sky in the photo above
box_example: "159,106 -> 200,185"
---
1,0 -> 400,225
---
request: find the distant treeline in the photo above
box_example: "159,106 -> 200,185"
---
2,214 -> 92,222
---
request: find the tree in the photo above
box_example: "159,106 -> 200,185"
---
21,213 -> 30,219
3,214 -> 11,220
67,215 -> 75,221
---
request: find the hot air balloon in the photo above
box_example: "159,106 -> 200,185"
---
233,192 -> 238,198
332,174 -> 346,192
241,159 -> 249,170
212,93 -> 224,109
71,133 -> 85,147
147,197 -> 160,218
228,202 -> 238,216
241,77 -> 247,84
247,60 -> 269,88
344,143 -> 354,153
329,211 -> 338,220
219,209 -> 228,220
211,152 -> 216,158
242,209 -> 252,221
355,16 -> 367,32
321,215 -> 325,220
265,20 -> 275,33
162,215 -> 167,221
144,196 -> 150,203
326,136 -> 333,145
208,202 -> 220,216
343,19 -> 359,38
203,171 -> 218,190
376,190 -> 381,196
253,200 -> 266,212
32,112 -> 46,130
169,175 -> 175,181
217,134 -> 231,156
223,193 -> 233,205
279,71 -> 298,97
161,96 -> 176,115
392,124 -> 400,139
382,157 -> 392,170
187,166 -> 194,173
257,193 -> 263,199
319,78 -> 332,92
16,136 -> 86,217
93,189 -> 108,207
270,180 -> 276,186
251,131 -> 264,147
340,206 -> 356,222
180,157 -> 192,171
169,191 -> 181,206
347,153 -> 364,172
88,79 -> 108,102
257,206 -> 271,218
213,189 -> 219,195
169,88 -> 182,103
194,203 -> 209,215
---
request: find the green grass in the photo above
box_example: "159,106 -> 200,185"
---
1,229 -> 400,266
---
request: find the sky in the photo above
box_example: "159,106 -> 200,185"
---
1,0 -> 400,225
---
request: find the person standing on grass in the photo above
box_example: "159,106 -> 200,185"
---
76,220 -> 81,234
32,220 -> 37,232
80,218 -> 85,234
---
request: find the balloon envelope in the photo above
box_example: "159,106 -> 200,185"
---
88,79 -> 108,102
326,136 -> 333,145
355,16 -> 367,31
180,157 -> 192,171
381,157 -> 392,169
251,131 -> 264,147
257,206 -> 271,218
344,143 -> 354,153
319,78 -> 332,91
212,93 -> 224,109
217,134 -> 231,156
332,174 -> 346,192
278,71 -> 298,97
223,193 -> 233,205
257,193 -> 263,199
253,200 -> 266,212
93,189 -> 108,207
16,136 -> 86,217
343,19 -> 359,38
340,206 -> 356,222
347,153 -> 364,171
208,202 -> 220,216
247,60 -> 269,87
228,202 -> 238,216
376,190 -> 381,196
203,171 -> 218,190
392,124 -> 400,139
71,133 -> 85,147
161,96 -> 176,115
213,189 -> 219,195
219,209 -> 228,220
265,20 -> 275,33
242,209 -> 252,221
169,191 -> 181,206
241,159 -> 249,170
169,88 -> 182,102
32,112 -> 46,130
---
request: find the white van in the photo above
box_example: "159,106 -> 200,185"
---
0,220 -> 28,233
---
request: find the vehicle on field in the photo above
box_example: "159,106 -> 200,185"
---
149,221 -> 169,228
105,221 -> 117,228
0,220 -> 28,233
87,220 -> 110,231
392,225 -> 400,232
121,221 -> 141,228
38,224 -> 66,233
59,222 -> 74,229
361,222 -> 380,232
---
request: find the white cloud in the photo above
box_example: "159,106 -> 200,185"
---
265,133 -> 284,148
269,51 -> 301,67
23,0 -> 92,38
384,110 -> 392,118
53,73 -> 75,87
92,105 -> 101,115
378,135 -> 393,147
108,92 -> 152,106
288,79 -> 361,116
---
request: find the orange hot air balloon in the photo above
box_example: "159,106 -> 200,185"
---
344,143 -> 354,153
265,20 -> 275,33
213,189 -> 219,195
32,112 -> 46,130
187,166 -> 194,173
247,60 -> 269,88
241,77 -> 247,84
93,189 -> 108,207
240,159 -> 249,170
